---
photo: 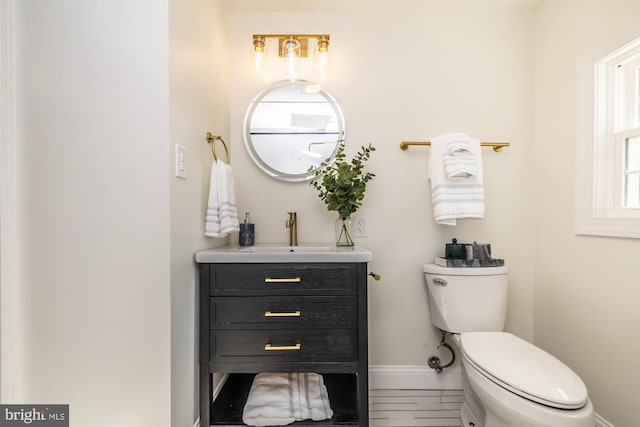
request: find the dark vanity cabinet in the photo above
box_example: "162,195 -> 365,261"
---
198,261 -> 370,426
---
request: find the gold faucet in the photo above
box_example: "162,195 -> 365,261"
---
286,212 -> 297,246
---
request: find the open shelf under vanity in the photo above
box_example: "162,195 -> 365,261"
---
211,373 -> 360,426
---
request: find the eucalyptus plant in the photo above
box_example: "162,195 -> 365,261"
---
309,141 -> 376,220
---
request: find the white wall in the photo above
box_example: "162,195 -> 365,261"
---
534,1 -> 640,425
169,0 -> 229,425
227,0 -> 537,368
11,0 -> 638,425
13,1 -> 171,425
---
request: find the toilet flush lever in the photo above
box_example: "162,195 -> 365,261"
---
433,277 -> 447,286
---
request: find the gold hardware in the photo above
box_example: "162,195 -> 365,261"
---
264,311 -> 301,317
252,34 -> 331,78
206,132 -> 230,163
280,36 -> 308,58
317,35 -> 330,53
400,141 -> 510,153
252,34 -> 330,58
286,212 -> 297,246
368,272 -> 381,281
253,35 -> 266,53
264,277 -> 301,283
264,343 -> 301,351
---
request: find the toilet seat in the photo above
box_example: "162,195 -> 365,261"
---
460,331 -> 588,410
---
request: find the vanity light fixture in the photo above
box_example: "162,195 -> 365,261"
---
252,35 -> 267,76
252,34 -> 331,79
314,35 -> 331,79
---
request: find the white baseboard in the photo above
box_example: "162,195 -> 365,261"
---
198,369 -> 614,427
369,365 -> 615,427
369,365 -> 462,390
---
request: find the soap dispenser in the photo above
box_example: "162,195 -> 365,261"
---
239,213 -> 255,246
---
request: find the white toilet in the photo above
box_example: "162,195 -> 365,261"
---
423,264 -> 595,427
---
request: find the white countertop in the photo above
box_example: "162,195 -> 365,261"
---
195,243 -> 373,263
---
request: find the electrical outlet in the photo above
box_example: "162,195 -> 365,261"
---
354,217 -> 367,237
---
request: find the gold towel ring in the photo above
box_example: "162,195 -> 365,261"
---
206,132 -> 230,163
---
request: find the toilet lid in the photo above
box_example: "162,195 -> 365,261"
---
460,332 -> 588,409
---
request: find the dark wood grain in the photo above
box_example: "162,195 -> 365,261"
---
199,262 -> 369,426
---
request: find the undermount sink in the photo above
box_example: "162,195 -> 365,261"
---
195,243 -> 373,263
239,245 -> 332,253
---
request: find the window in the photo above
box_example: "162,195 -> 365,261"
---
611,46 -> 640,213
575,29 -> 640,238
615,129 -> 640,211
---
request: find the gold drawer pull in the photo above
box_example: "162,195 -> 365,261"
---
264,343 -> 301,351
265,311 -> 301,317
264,277 -> 301,283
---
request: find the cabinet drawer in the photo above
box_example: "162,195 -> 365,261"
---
208,263 -> 357,295
210,296 -> 356,329
211,329 -> 356,362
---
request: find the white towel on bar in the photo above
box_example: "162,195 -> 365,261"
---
205,159 -> 239,237
443,153 -> 477,178
447,140 -> 473,155
242,373 -> 333,426
429,133 -> 484,226
444,139 -> 477,177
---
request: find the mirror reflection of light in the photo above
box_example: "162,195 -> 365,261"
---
298,149 -> 323,159
304,85 -> 321,94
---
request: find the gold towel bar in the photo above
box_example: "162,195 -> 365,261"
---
206,132 -> 230,163
400,141 -> 510,153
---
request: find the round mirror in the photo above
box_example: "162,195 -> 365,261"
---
243,79 -> 345,181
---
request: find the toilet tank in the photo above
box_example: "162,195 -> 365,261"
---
423,264 -> 508,333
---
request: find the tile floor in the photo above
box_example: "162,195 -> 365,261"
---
369,388 -> 464,427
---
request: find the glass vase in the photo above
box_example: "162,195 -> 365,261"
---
335,216 -> 355,246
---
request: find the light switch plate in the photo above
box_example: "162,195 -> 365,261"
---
175,144 -> 187,179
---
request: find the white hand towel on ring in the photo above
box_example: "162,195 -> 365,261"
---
205,159 -> 239,237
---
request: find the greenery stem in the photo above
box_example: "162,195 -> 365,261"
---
309,141 -> 376,219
